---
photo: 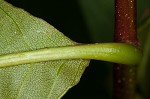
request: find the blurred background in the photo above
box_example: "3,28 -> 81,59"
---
6,0 -> 150,99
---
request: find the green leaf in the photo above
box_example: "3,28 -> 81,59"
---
138,18 -> 150,47
138,17 -> 150,99
0,1 -> 89,99
79,0 -> 114,42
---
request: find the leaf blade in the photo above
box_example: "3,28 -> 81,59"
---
0,1 -> 89,99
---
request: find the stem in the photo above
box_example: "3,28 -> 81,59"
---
114,0 -> 138,46
114,0 -> 139,99
0,43 -> 142,68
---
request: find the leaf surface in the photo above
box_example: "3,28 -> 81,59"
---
138,17 -> 150,99
0,1 -> 89,99
79,0 -> 114,42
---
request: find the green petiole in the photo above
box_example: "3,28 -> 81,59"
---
0,43 -> 142,68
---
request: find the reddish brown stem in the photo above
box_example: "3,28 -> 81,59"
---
114,0 -> 138,46
114,0 -> 139,99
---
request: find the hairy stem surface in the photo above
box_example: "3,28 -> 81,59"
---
114,0 -> 139,99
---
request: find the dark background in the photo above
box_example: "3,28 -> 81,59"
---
5,0 -> 150,99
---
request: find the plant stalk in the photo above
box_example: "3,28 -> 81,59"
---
0,43 -> 142,68
114,0 -> 139,99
